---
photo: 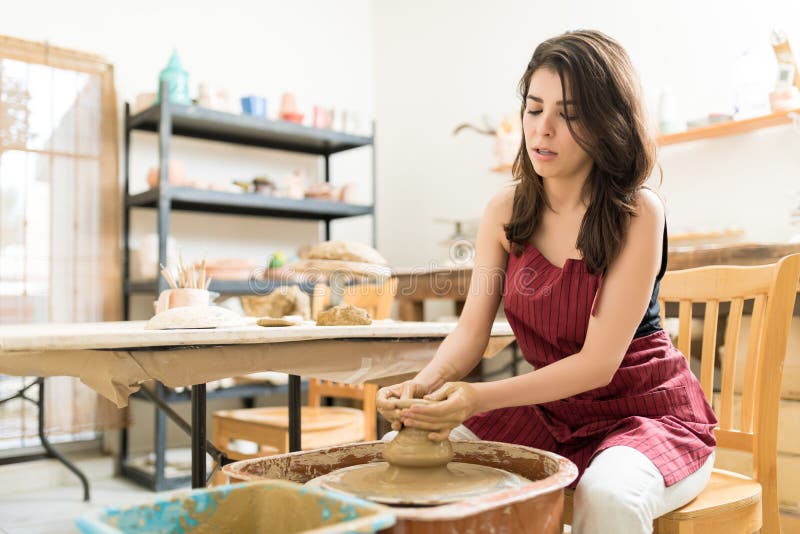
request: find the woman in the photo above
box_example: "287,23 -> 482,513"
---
377,30 -> 717,533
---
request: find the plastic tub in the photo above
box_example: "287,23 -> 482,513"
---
76,479 -> 395,533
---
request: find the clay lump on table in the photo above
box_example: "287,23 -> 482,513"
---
315,303 -> 372,326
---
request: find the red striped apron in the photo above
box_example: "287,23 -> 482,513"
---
464,244 -> 717,487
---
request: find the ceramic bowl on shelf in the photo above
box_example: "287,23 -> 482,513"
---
280,111 -> 304,123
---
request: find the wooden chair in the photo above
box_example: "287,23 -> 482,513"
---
562,253 -> 800,534
213,380 -> 378,459
311,276 -> 397,321
212,277 -> 397,461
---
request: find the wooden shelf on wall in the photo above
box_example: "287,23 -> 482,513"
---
491,108 -> 799,172
657,108 -> 800,146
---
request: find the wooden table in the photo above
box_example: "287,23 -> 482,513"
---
395,243 -> 800,321
0,319 -> 514,488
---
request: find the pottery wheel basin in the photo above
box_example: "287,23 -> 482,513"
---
223,440 -> 578,534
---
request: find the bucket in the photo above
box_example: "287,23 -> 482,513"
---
76,479 -> 395,533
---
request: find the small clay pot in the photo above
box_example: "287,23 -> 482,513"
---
383,426 -> 453,468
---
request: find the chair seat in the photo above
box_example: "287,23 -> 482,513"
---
660,468 -> 761,520
562,468 -> 762,529
213,406 -> 366,452
215,406 -> 363,432
224,445 -> 281,461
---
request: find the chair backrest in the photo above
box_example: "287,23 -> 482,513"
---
311,276 -> 398,320
658,253 -> 800,533
307,277 -> 397,442
307,380 -> 378,440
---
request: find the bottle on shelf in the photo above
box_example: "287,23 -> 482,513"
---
771,29 -> 800,90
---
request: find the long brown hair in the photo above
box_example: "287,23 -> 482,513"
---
505,30 -> 657,274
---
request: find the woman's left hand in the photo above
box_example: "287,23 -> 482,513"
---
399,382 -> 480,441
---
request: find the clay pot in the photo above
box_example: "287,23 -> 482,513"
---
382,427 -> 453,467
146,160 -> 189,189
154,288 -> 210,314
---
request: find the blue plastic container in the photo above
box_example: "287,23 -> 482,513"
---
240,96 -> 267,118
76,480 -> 395,533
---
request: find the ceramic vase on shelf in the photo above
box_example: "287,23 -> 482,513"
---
156,50 -> 191,105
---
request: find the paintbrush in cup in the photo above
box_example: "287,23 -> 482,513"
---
199,259 -> 206,289
160,264 -> 178,289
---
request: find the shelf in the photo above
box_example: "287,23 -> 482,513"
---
657,108 -> 800,146
128,103 -> 373,155
127,186 -> 373,220
490,108 -> 800,172
121,90 -> 378,492
127,277 -> 317,295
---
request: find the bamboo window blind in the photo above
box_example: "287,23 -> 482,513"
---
0,36 -> 124,447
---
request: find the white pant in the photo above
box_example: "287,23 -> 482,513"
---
382,425 -> 715,534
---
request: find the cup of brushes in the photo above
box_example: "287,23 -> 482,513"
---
154,258 -> 213,314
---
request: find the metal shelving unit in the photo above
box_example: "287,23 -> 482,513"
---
120,81 -> 376,490
122,84 -> 376,312
126,278 -> 317,296
126,186 -> 373,219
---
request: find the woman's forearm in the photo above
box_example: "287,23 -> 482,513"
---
414,325 -> 488,391
474,350 -> 612,412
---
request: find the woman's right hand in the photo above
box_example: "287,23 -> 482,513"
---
376,381 -> 430,431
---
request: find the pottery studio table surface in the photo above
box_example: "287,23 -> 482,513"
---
0,319 -> 514,488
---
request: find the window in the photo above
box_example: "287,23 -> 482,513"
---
0,36 -> 123,450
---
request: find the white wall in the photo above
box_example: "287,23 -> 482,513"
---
373,0 -> 800,273
2,0 -> 376,319
6,0 -> 799,316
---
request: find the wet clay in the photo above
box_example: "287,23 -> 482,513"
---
316,303 -> 372,326
383,427 -> 453,467
256,316 -> 302,327
382,398 -> 453,467
308,460 -> 529,505
307,399 -> 530,505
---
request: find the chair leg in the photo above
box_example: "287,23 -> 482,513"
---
212,418 -> 230,455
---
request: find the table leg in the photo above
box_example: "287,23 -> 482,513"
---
154,383 -> 167,490
137,384 -> 226,487
0,379 -> 91,500
289,375 -> 301,452
36,379 -> 91,501
191,384 -> 206,488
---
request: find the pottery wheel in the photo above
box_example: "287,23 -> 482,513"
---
305,399 -> 529,505
305,460 -> 528,506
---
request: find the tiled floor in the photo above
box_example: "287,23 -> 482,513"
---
0,454 -> 163,533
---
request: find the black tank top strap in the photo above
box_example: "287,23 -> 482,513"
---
656,219 -> 668,281
634,219 -> 668,338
